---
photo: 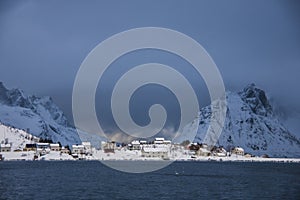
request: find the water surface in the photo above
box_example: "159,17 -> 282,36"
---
0,161 -> 299,199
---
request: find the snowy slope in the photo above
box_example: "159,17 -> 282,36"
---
0,123 -> 37,150
188,84 -> 300,158
0,82 -> 81,146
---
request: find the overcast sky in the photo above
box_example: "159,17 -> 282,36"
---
0,0 -> 300,135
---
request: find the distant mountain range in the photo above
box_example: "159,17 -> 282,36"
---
187,84 -> 300,158
0,81 -> 299,157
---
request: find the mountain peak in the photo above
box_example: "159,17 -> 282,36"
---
239,84 -> 273,116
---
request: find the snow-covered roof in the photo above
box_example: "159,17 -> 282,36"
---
164,140 -> 171,144
82,142 -> 91,146
0,143 -> 11,148
36,143 -> 50,146
72,145 -> 84,149
131,140 -> 140,145
50,144 -> 60,147
154,141 -> 163,144
155,138 -> 165,141
139,140 -> 147,144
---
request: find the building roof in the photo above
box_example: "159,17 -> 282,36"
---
72,145 -> 84,149
82,142 -> 91,146
50,144 -> 60,147
155,138 -> 165,141
0,143 -> 11,148
25,143 -> 36,148
36,143 -> 50,146
131,140 -> 140,145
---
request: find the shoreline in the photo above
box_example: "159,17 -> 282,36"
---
1,151 -> 299,163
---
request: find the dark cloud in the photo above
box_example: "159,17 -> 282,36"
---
0,0 -> 300,135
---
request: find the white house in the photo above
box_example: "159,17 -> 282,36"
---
72,144 -> 85,154
214,147 -> 227,157
50,144 -> 60,151
0,143 -> 11,152
60,147 -> 70,154
36,143 -> 50,155
163,140 -> 172,145
154,138 -> 165,144
231,147 -> 245,156
36,143 -> 50,149
141,144 -> 169,159
139,140 -> 147,145
82,142 -> 92,155
131,140 -> 141,150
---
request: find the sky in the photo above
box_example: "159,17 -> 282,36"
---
0,0 -> 300,136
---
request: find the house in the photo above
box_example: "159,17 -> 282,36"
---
127,144 -> 132,150
36,143 -> 50,149
82,142 -> 92,155
231,147 -> 245,156
101,141 -> 116,153
0,143 -> 11,152
163,140 -> 172,145
32,136 -> 40,143
154,138 -> 165,144
130,140 -> 141,150
36,143 -> 50,155
140,140 -> 147,145
141,144 -> 169,159
60,147 -> 70,154
72,144 -> 85,154
213,147 -> 227,157
50,144 -> 61,151
24,143 -> 37,151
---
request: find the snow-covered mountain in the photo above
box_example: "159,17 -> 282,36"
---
0,82 -> 81,146
190,84 -> 300,158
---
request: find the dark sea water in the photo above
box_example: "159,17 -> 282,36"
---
0,161 -> 299,199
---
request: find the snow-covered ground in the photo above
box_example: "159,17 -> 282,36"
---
0,123 -> 37,150
0,151 -> 74,161
1,148 -> 300,163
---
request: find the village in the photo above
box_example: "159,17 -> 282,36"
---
1,135 -> 299,163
